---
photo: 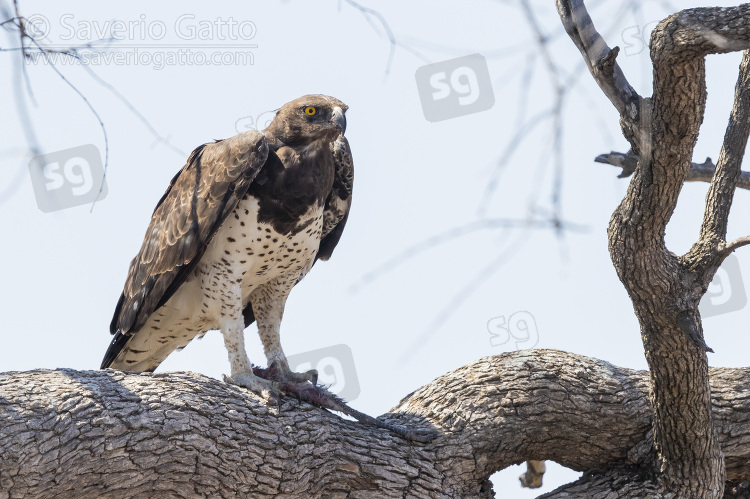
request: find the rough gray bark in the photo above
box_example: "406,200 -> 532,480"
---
2,350 -> 750,498
556,1 -> 750,497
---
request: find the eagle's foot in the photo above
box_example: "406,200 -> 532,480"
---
223,372 -> 281,403
267,360 -> 318,386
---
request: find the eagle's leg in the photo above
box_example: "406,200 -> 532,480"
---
250,278 -> 318,385
220,289 -> 280,399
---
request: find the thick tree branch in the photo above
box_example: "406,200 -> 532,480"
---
539,468 -> 666,499
646,7 -> 750,229
2,350 -> 750,498
661,7 -> 750,57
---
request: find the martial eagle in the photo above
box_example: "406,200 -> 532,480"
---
101,95 -> 353,396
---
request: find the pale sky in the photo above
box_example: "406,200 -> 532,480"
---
1,0 -> 748,495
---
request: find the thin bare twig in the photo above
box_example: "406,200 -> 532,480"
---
2,1 -> 109,210
341,0 -> 399,75
477,108 -> 555,216
720,236 -> 750,257
594,150 -> 750,190
396,228 -> 533,364
350,217 -> 588,293
520,0 -> 566,235
2,0 -> 189,211
79,65 -> 186,158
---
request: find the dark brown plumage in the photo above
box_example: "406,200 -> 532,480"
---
102,95 -> 352,396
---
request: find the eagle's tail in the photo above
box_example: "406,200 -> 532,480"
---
101,328 -> 196,372
100,331 -> 134,370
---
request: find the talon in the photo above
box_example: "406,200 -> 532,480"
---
224,371 -> 282,403
268,360 -> 318,385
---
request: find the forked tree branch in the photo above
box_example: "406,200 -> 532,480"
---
558,1 -> 750,496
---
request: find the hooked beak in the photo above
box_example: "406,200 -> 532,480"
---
329,106 -> 346,134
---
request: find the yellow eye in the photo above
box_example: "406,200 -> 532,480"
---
304,106 -> 317,116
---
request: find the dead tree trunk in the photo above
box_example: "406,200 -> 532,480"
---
2,350 -> 750,498
556,1 -> 750,497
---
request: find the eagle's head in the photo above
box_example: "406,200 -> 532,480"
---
265,94 -> 348,146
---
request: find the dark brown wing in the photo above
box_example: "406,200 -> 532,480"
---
317,134 -> 354,261
110,131 -> 269,338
